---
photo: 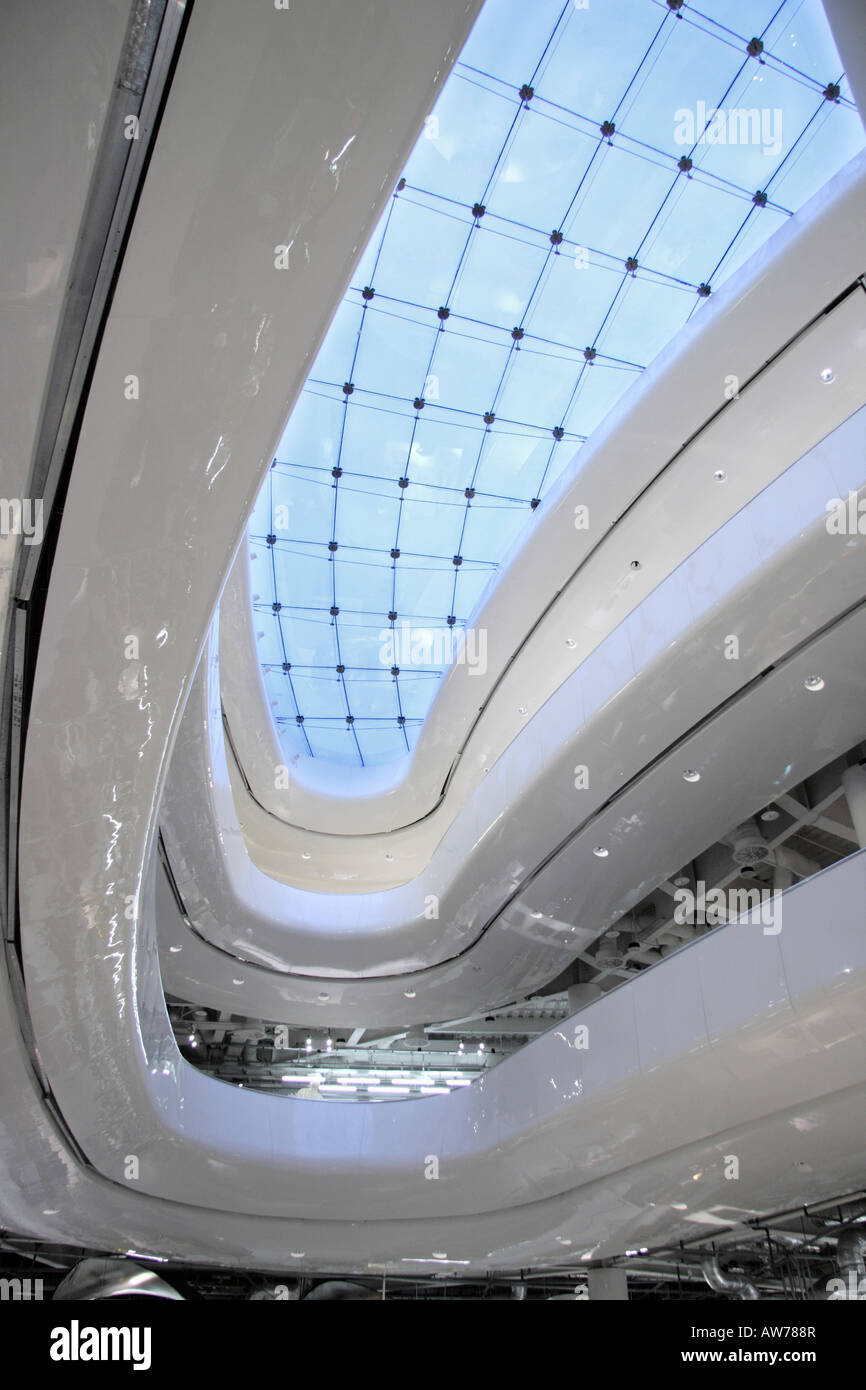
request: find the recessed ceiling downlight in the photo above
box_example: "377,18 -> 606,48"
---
682,769 -> 701,782
593,846 -> 609,858
803,675 -> 825,691
820,367 -> 835,383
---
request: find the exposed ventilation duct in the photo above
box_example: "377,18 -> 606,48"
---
724,820 -> 773,873
52,1258 -> 184,1300
304,1281 -> 380,1300
700,1254 -> 759,1300
725,819 -> 819,880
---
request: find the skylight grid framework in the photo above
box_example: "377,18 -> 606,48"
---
248,0 -> 863,767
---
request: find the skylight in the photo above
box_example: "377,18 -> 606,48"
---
248,0 -> 862,768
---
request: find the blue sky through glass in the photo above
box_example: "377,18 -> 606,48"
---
248,0 -> 863,769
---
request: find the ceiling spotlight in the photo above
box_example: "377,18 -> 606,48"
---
404,989 -> 416,998
673,875 -> 690,886
760,808 -> 780,822
593,846 -> 609,858
682,769 -> 701,782
232,977 -> 244,986
803,675 -> 825,691
565,638 -> 576,648
713,469 -> 726,481
518,705 -> 528,716
820,367 -> 835,384
301,851 -> 311,860
169,944 -> 182,953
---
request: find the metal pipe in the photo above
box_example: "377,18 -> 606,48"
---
701,1254 -> 759,1300
53,1258 -> 184,1300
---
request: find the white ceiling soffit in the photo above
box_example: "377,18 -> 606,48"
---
217,0 -> 865,818
162,218 -> 866,942
17,830 -> 866,1253
7,0 -> 866,1273
0,0 -> 132,667
5,859 -> 866,1271
219,153 -> 866,838
163,568 -> 866,1022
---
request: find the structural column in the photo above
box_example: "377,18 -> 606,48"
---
588,1267 -> 629,1300
841,764 -> 866,849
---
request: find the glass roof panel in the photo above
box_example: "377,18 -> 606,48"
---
366,197 -> 470,306
244,0 -> 863,769
403,77 -> 517,207
393,557 -> 459,624
448,226 -> 548,331
351,302 -> 435,401
422,329 -> 508,417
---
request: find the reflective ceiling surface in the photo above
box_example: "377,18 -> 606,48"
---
250,0 -> 863,766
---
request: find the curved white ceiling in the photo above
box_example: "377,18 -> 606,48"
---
5,0 -> 866,1278
220,153 -> 866,840
232,0 -> 864,800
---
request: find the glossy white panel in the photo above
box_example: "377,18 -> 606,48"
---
161,597 -> 866,1027
5,850 -> 866,1266
9,0 -> 866,1274
220,154 -> 866,835
160,412 -> 866,1007
0,0 -> 130,661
